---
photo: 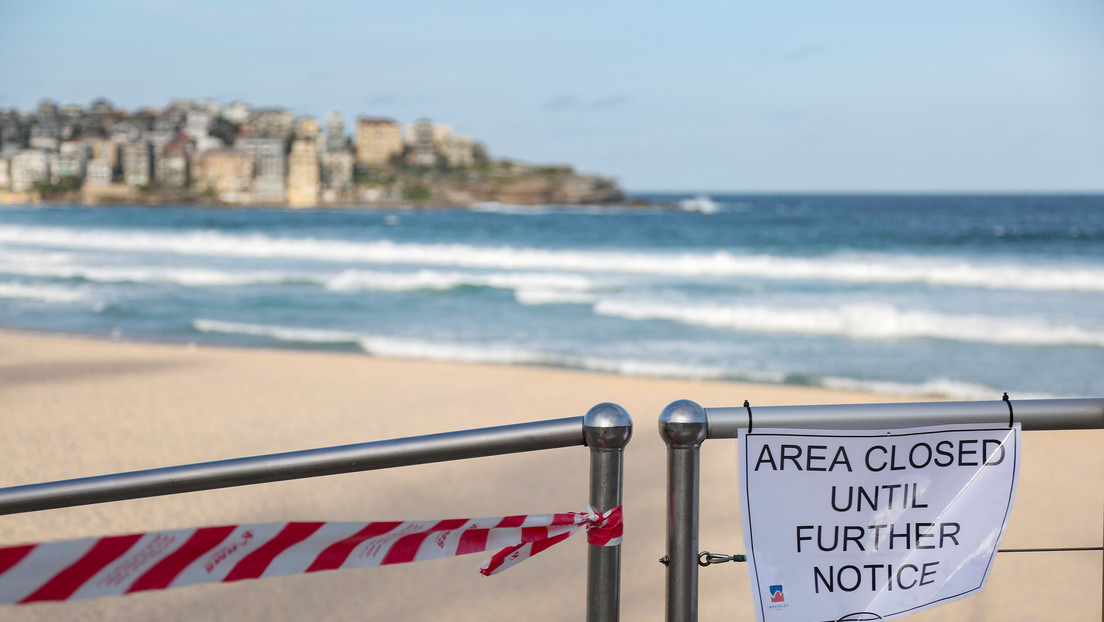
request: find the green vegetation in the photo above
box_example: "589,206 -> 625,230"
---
32,176 -> 81,197
209,119 -> 240,145
536,165 -> 573,176
401,184 -> 431,201
354,167 -> 393,185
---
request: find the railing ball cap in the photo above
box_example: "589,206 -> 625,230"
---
658,399 -> 708,446
582,402 -> 633,450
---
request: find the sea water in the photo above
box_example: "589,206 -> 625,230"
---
1,194 -> 1101,399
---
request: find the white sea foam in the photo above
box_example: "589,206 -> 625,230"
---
0,255 -> 604,296
5,224 -> 1104,292
358,336 -> 551,365
187,317 -> 1079,396
513,288 -> 601,306
592,300 -> 1104,348
0,262 -> 300,287
469,202 -> 553,215
0,248 -> 75,265
324,269 -> 599,293
677,195 -> 721,214
819,376 -> 1059,400
192,319 -> 361,343
0,282 -> 89,303
190,317 -> 788,381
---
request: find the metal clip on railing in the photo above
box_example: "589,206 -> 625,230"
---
697,552 -> 745,567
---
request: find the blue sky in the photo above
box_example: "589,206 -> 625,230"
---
2,0 -> 1102,193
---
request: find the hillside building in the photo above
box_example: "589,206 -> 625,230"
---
10,150 -> 50,192
236,137 -> 286,203
121,142 -> 152,186
191,149 -> 253,203
355,117 -> 402,167
286,138 -> 320,208
325,111 -> 345,152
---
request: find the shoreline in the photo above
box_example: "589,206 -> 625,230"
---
0,324 -> 962,402
0,323 -> 914,401
1,329 -> 1100,620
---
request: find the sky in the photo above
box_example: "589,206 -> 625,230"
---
2,0 -> 1102,193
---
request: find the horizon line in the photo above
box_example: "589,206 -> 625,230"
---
625,189 -> 1104,197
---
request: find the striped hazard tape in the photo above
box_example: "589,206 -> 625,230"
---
0,506 -> 622,605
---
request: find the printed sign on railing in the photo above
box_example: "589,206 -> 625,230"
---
739,424 -> 1019,622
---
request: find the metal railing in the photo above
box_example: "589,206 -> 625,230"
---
0,402 -> 633,622
657,397 -> 1104,622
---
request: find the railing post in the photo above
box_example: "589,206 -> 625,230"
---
659,399 -> 708,622
583,402 -> 633,622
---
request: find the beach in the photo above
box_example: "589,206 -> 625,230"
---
1,330 -> 1100,621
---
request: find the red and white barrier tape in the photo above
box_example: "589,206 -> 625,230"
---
0,506 -> 621,605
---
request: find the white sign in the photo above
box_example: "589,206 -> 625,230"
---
739,423 -> 1020,622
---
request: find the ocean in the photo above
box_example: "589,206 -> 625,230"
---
1,194 -> 1102,400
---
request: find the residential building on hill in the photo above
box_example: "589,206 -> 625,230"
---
191,149 -> 253,203
10,150 -> 50,192
320,149 -> 353,203
155,134 -> 195,188
295,117 -> 320,140
86,139 -> 119,174
236,137 -> 286,203
245,109 -> 295,140
287,137 -> 320,208
356,117 -> 402,167
222,102 -> 252,125
52,140 -> 89,182
442,132 -> 474,168
84,160 -> 113,186
325,111 -> 345,152
0,159 -> 11,190
121,142 -> 152,186
0,95 -> 620,207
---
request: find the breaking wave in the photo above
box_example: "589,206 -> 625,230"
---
819,376 -> 1058,400
324,269 -> 600,293
4,224 -> 1104,292
190,317 -> 1025,398
592,300 -> 1104,348
0,282 -> 90,303
0,256 -> 605,297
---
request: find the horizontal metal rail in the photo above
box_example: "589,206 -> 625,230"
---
0,416 -> 586,516
659,396 -> 1104,622
0,405 -> 633,622
705,397 -> 1104,438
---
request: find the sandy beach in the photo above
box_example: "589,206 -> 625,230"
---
1,330 -> 1100,621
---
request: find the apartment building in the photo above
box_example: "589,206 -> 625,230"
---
10,150 -> 50,192
295,116 -> 320,140
286,138 -> 320,208
155,134 -> 195,188
355,117 -> 402,167
51,140 -> 89,182
121,142 -> 152,186
320,149 -> 353,202
324,111 -> 345,152
191,149 -> 253,203
236,137 -> 286,203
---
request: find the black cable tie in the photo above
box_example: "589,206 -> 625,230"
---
744,400 -> 753,434
698,551 -> 748,567
1002,392 -> 1013,429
